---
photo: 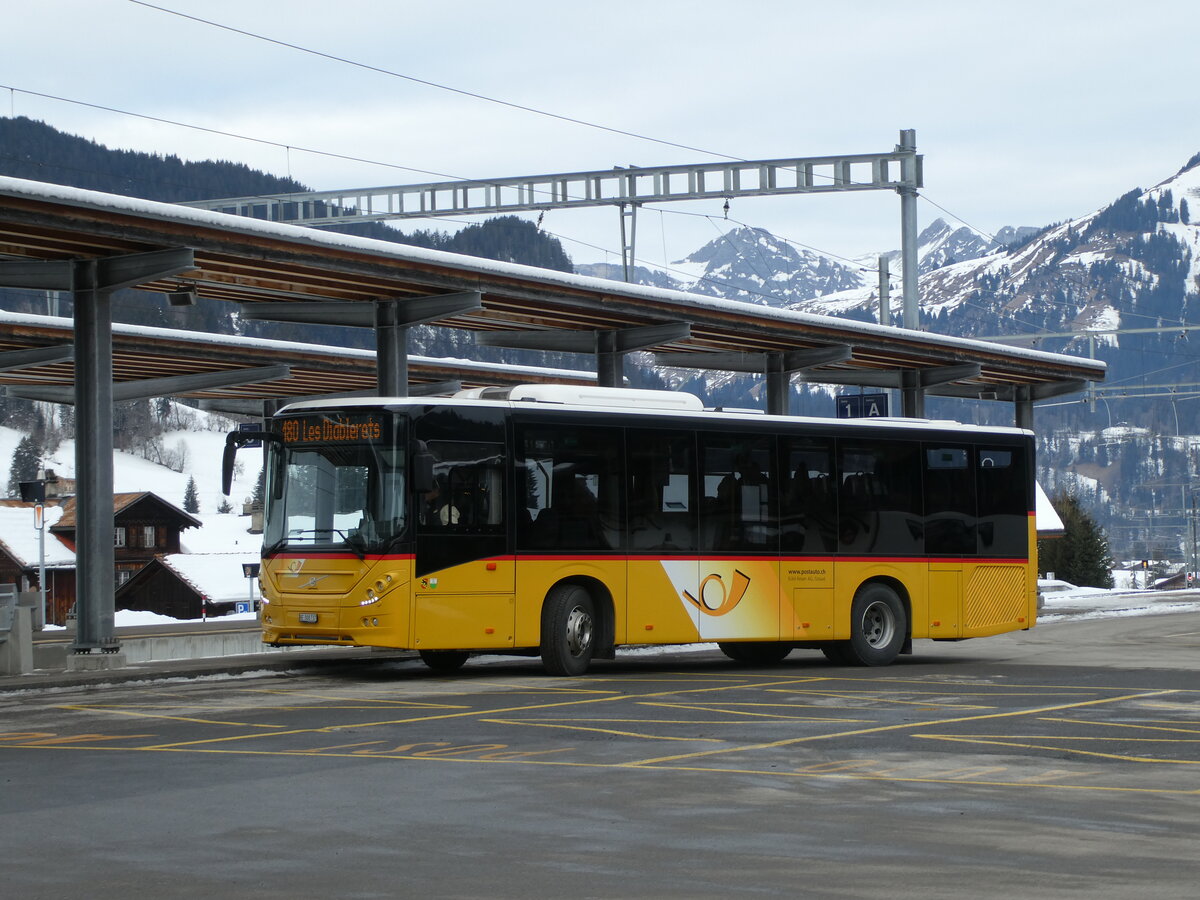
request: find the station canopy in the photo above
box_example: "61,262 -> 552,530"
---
0,175 -> 1105,408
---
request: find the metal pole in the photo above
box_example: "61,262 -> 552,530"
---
37,504 -> 46,627
898,129 -> 919,330
71,260 -> 117,653
619,203 -> 638,283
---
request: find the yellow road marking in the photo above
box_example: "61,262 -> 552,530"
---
481,719 -> 725,742
916,733 -> 1200,765
762,689 -> 992,710
639,701 -> 872,722
57,705 -> 285,729
1040,717 -> 1200,735
136,674 -> 829,750
620,689 -> 1180,767
9,741 -> 1197,796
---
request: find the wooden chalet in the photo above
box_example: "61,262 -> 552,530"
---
50,492 -> 202,588
116,552 -> 259,620
0,503 -> 77,625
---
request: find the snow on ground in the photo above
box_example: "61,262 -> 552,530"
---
1037,578 -> 1200,622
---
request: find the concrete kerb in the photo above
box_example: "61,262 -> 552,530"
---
0,646 -> 416,694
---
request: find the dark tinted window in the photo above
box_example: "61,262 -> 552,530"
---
627,429 -> 696,551
838,441 -> 922,556
924,445 -> 977,555
700,433 -> 776,552
417,439 -> 505,535
977,446 -> 1029,557
780,438 -> 837,553
517,424 -> 623,551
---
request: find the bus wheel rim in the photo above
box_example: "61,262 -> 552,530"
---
862,600 -> 895,648
566,605 -> 593,656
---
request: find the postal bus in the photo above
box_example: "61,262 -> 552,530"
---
223,385 -> 1037,675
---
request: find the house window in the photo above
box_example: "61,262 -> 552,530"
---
115,569 -> 132,586
114,526 -> 126,548
143,525 -> 156,548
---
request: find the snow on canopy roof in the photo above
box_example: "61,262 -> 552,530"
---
159,552 -> 261,604
0,505 -> 75,568
0,175 -> 1105,378
0,309 -> 594,382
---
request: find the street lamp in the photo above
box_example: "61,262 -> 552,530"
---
241,561 -> 261,612
19,480 -> 46,628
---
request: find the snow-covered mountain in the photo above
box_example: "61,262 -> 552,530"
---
579,217 -> 1030,309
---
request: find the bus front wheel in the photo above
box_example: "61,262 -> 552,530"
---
540,584 -> 596,676
827,583 -> 907,667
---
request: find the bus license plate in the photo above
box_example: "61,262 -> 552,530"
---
299,612 -> 318,624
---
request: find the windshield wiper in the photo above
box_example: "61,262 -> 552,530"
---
287,528 -> 367,560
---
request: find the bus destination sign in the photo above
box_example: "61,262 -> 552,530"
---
280,414 -> 383,445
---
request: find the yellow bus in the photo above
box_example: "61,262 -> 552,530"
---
223,385 -> 1037,675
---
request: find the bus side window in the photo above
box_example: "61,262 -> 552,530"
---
838,442 -> 921,556
700,432 -> 775,552
924,445 -> 976,555
976,447 -> 1027,557
780,439 -> 836,553
516,424 -> 623,552
627,429 -> 696,552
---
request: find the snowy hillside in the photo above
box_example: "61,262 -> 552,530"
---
1,402 -> 262,530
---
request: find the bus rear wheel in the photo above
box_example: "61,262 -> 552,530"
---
718,641 -> 792,665
419,649 -> 470,673
540,584 -> 596,676
833,582 -> 907,667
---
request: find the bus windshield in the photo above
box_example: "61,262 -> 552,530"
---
263,411 -> 406,556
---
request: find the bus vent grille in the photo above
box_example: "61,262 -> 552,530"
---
964,567 -> 1025,629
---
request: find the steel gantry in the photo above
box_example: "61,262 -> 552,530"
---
183,130 -> 925,327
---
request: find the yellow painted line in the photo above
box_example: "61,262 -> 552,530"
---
761,689 -> 993,710
10,742 -> 1198,796
240,689 -> 471,709
56,704 -> 285,729
619,689 -> 1180,767
769,689 -> 1091,698
1040,717 -> 1200,735
916,734 -> 1200,765
496,724 -> 816,729
481,718 -> 725,742
639,701 -> 872,723
136,674 -> 830,751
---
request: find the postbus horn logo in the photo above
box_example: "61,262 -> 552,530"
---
683,569 -> 751,617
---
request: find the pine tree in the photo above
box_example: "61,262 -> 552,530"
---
217,497 -> 233,514
1037,492 -> 1115,588
252,466 -> 265,507
183,475 -> 200,514
7,433 -> 41,498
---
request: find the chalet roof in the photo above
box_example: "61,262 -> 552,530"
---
50,491 -> 202,531
117,551 -> 259,605
0,504 -> 75,568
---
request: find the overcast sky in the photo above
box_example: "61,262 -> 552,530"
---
4,0 -> 1199,273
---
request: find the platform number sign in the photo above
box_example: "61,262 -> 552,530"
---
836,393 -> 889,419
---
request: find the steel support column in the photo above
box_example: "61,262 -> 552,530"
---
375,301 -> 408,397
1015,385 -> 1034,431
238,292 -> 481,400
765,355 -> 789,416
72,260 -> 117,652
900,370 -> 924,418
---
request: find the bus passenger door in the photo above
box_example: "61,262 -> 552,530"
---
413,408 -> 513,651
